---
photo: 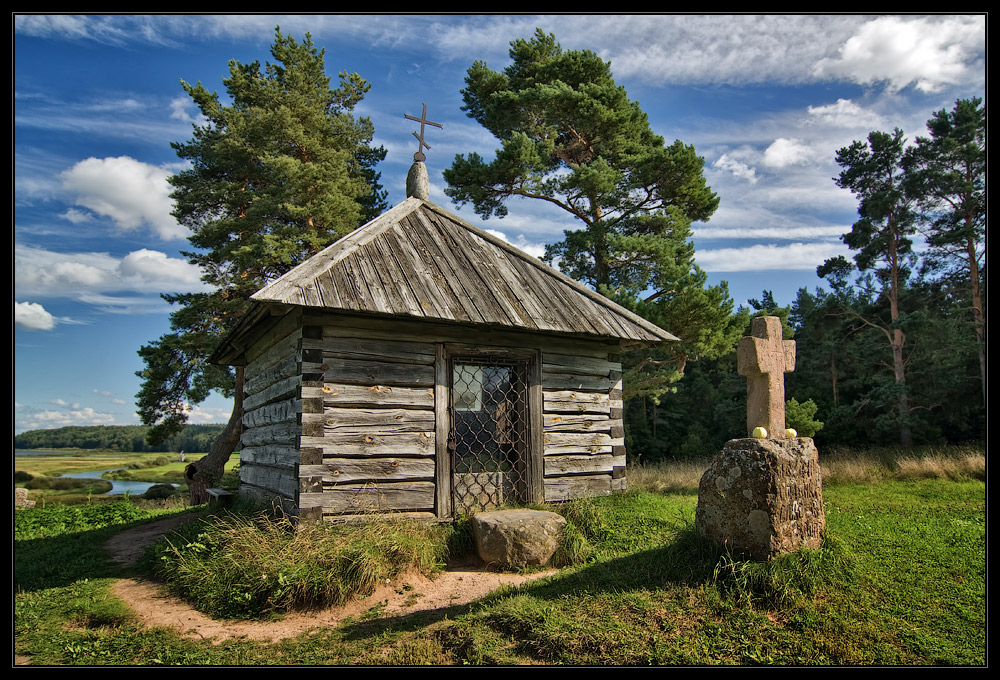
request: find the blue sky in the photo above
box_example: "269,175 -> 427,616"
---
14,14 -> 986,433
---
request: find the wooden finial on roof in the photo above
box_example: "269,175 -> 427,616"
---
404,103 -> 443,162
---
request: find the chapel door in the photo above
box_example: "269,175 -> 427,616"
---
449,356 -> 531,514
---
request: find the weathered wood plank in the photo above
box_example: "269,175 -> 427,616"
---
434,343 -> 452,518
245,314 -> 302,366
302,383 -> 435,409
240,422 -> 299,447
299,482 -> 436,513
543,474 -> 613,501
543,390 -> 612,414
322,511 -> 439,524
301,432 -> 435,457
243,374 -> 300,411
244,357 -> 300,398
300,457 -> 435,484
543,453 -> 614,476
240,444 -> 299,468
240,464 -> 298,498
406,212 -> 484,324
300,313 -> 620,358
303,407 -> 434,431
313,358 -> 435,387
303,336 -> 436,365
243,398 -> 300,428
543,414 -> 617,432
543,372 -> 617,392
542,353 -> 618,376
543,432 -> 625,447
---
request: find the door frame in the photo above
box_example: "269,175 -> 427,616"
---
435,343 -> 542,518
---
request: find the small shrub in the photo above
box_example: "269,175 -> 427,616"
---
143,484 -> 177,500
15,470 -> 33,483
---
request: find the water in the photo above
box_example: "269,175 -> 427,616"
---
15,451 -> 177,496
59,468 -> 176,496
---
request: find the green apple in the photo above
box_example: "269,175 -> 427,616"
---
784,428 -> 797,438
751,426 -> 768,439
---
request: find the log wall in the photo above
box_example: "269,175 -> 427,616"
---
238,312 -> 304,512
298,322 -> 438,521
237,311 -> 630,519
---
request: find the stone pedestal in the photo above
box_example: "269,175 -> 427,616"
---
472,509 -> 566,568
695,437 -> 824,560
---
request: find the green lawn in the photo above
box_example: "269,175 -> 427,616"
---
13,465 -> 986,665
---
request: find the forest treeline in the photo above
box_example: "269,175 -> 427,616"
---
15,424 -> 225,453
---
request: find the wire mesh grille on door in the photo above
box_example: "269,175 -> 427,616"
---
450,358 -> 530,514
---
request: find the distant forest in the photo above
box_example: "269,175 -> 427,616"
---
14,424 -> 226,453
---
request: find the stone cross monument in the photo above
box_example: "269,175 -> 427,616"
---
737,316 -> 795,438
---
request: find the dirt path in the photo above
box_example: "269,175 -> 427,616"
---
105,515 -> 556,643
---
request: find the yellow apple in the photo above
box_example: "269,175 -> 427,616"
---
784,428 -> 798,438
751,426 -> 768,439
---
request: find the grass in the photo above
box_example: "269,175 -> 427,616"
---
13,444 -> 986,665
153,506 -> 450,619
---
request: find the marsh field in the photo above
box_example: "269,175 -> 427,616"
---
14,445 -> 985,666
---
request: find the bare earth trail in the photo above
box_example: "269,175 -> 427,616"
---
105,514 -> 555,643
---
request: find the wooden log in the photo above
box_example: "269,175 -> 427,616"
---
543,414 -> 617,432
310,358 -> 435,387
543,453 -> 614,476
240,422 -> 300,447
244,313 -> 302,366
303,336 -> 436,365
543,390 -> 611,414
240,444 -> 299,468
299,481 -> 436,513
544,474 -> 613,502
243,398 -> 300,428
243,375 -> 300,411
300,313 -> 620,358
244,357 -> 300,398
543,372 -> 617,392
542,353 -> 618,376
300,432 -> 435,457
302,383 -> 435,409
239,463 -> 298,498
543,432 -> 625,448
301,408 -> 434,435
322,511 -> 439,523
299,457 -> 434,484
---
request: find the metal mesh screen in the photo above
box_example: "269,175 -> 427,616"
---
450,359 -> 529,514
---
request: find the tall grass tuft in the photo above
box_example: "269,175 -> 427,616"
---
821,443 -> 985,485
626,457 -> 711,494
154,508 -> 449,620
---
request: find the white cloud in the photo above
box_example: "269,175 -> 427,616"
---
805,98 -> 886,129
713,154 -> 758,184
14,301 -> 56,331
170,95 -> 205,125
697,242 -> 846,272
22,406 -> 118,429
60,156 -> 184,240
812,16 -> 985,92
15,244 -> 205,303
762,138 -> 814,168
693,225 -> 847,241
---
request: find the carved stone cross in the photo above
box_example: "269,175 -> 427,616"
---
404,103 -> 443,162
737,316 -> 796,438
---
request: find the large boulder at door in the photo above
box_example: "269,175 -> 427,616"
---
472,509 -> 566,568
696,437 -> 824,560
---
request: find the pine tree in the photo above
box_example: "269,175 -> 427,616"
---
820,128 -> 918,448
444,29 -> 733,397
136,28 -> 386,502
906,98 -> 985,402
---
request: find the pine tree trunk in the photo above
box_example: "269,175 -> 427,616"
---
186,366 -> 244,505
966,233 -> 986,404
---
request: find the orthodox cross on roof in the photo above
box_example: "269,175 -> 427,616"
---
737,316 -> 796,438
404,103 -> 443,162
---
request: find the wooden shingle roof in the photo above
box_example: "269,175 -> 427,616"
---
251,196 -> 677,343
